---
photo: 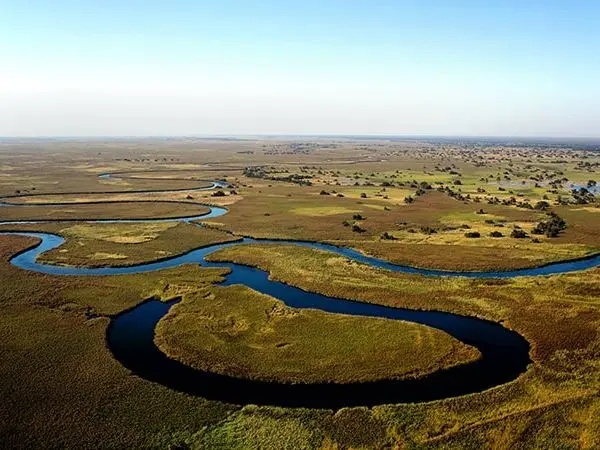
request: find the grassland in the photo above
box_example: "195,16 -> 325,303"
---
1,137 -> 600,449
155,285 -> 479,384
209,184 -> 599,271
0,200 -> 211,222
207,242 -> 600,447
0,221 -> 239,267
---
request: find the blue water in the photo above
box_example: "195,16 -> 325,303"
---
1,173 -> 597,407
0,171 -> 228,225
7,232 -> 600,279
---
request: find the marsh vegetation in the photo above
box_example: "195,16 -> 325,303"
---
1,137 -> 600,448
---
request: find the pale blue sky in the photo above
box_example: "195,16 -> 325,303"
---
1,1 -> 599,136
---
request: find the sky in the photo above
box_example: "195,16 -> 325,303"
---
1,1 -> 599,137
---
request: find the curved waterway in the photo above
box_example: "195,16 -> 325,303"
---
0,174 -> 598,408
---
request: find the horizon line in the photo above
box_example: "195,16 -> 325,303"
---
1,134 -> 600,141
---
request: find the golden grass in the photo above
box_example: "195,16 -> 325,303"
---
5,221 -> 240,267
64,222 -> 178,243
290,206 -> 360,216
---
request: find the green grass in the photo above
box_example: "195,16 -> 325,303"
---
155,284 -> 479,384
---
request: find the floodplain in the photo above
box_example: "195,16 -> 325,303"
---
1,137 -> 600,448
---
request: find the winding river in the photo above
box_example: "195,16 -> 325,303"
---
1,173 -> 598,408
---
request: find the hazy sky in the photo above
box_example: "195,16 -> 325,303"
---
1,1 -> 599,137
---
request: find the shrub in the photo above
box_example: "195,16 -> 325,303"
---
489,231 -> 503,238
464,231 -> 481,238
351,224 -> 365,233
511,228 -> 528,239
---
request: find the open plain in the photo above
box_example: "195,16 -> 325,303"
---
1,137 -> 600,448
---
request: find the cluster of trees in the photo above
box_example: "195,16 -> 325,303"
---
532,212 -> 567,237
243,166 -> 313,186
571,187 -> 596,205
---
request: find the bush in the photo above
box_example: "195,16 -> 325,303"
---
464,231 -> 481,238
511,228 -> 528,239
211,190 -> 226,197
319,190 -> 330,195
489,231 -> 503,238
420,226 -> 437,235
351,224 -> 365,233
380,231 -> 396,240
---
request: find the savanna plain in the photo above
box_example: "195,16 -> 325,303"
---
1,137 -> 600,449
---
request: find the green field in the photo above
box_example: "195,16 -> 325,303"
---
156,284 -> 479,384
